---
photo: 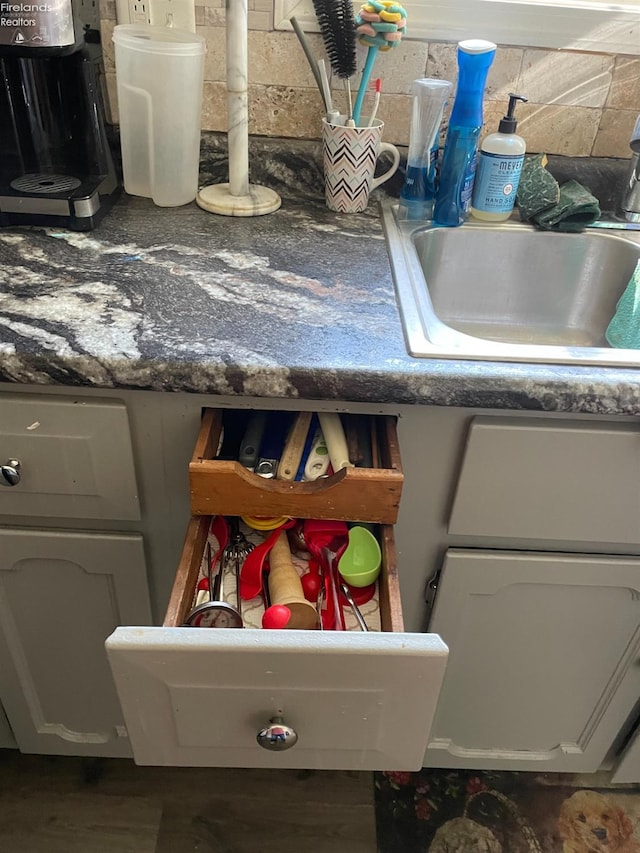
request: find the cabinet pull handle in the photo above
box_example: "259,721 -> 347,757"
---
0,459 -> 21,487
256,716 -> 298,751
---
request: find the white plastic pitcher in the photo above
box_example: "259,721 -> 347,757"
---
113,25 -> 206,207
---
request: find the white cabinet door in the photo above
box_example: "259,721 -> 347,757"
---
0,528 -> 152,757
425,549 -> 640,773
107,628 -> 448,771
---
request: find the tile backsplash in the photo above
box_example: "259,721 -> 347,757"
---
100,0 -> 639,158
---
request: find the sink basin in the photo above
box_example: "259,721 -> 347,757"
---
381,203 -> 640,367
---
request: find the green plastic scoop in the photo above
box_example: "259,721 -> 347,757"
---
338,526 -> 382,588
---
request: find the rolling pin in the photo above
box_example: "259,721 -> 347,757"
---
268,531 -> 318,629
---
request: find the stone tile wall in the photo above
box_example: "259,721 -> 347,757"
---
100,0 -> 640,158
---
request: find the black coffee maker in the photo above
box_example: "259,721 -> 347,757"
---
0,0 -> 119,230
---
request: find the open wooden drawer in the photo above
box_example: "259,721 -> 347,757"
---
188,409 -> 404,523
106,517 -> 448,770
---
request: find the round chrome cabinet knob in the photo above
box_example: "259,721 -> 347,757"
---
0,460 -> 21,487
256,716 -> 298,751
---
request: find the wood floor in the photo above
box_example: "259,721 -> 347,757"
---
0,750 -> 377,852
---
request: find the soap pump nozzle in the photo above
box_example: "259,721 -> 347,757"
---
499,93 -> 527,134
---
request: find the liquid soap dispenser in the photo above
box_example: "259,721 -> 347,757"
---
470,93 -> 527,222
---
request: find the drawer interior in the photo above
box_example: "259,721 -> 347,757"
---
164,516 -> 404,634
188,409 -> 404,524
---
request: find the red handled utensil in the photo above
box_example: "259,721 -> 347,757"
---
303,519 -> 349,630
239,519 -> 295,600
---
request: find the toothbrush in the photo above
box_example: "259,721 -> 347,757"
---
367,78 -> 382,127
318,59 -> 340,123
345,80 -> 355,127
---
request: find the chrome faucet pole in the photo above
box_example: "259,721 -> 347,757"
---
621,114 -> 640,223
621,152 -> 640,223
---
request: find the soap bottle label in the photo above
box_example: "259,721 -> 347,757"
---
472,151 -> 524,213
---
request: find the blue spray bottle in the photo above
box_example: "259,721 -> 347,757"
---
433,39 -> 496,227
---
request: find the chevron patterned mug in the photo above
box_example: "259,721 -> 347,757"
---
322,118 -> 400,213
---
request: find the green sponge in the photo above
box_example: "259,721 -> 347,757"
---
534,180 -> 601,233
517,154 -> 560,220
606,260 -> 640,349
516,154 -> 601,232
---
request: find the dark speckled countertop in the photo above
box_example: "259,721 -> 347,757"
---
1,135 -> 639,415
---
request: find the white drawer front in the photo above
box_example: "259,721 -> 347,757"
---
106,627 -> 447,770
0,395 -> 140,520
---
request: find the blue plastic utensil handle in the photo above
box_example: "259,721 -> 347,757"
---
295,413 -> 319,481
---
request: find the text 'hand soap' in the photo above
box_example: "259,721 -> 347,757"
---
471,93 -> 528,222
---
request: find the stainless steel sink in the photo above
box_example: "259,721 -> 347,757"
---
381,203 -> 640,366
